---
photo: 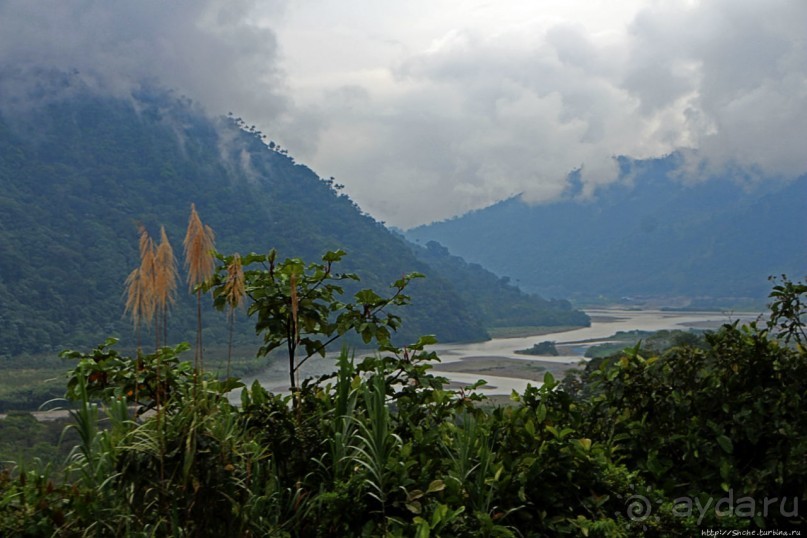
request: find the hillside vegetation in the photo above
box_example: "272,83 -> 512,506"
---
1,257 -> 804,535
0,81 -> 587,359
409,241 -> 589,329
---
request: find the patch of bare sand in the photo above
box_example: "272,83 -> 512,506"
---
0,409 -> 71,422
587,315 -> 629,323
433,356 -> 579,382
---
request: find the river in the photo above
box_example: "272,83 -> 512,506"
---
427,308 -> 761,395
240,307 -> 762,397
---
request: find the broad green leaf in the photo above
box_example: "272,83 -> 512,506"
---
716,435 -> 734,454
426,479 -> 445,493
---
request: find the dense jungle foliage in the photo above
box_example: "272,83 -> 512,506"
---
0,81 -> 587,358
1,261 -> 804,536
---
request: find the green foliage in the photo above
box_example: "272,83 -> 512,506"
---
567,277 -> 807,530
413,240 -> 591,328
2,237 -> 805,535
516,340 -> 559,356
583,324 -> 807,505
0,464 -> 84,536
61,339 -> 205,416
584,328 -> 707,359
0,413 -> 75,472
208,249 -> 423,390
1,85 -> 580,361
767,274 -> 807,346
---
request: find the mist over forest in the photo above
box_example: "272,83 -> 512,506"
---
0,82 -> 591,358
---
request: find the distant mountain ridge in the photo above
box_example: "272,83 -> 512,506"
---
407,155 -> 807,306
0,80 -> 587,356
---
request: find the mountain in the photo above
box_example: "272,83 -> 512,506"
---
0,78 -> 587,357
407,155 -> 807,306
407,240 -> 589,328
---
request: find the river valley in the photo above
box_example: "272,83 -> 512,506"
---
242,307 -> 762,397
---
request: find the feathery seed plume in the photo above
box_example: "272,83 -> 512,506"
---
154,226 -> 178,314
223,253 -> 246,318
184,203 -> 216,371
125,227 -> 156,329
183,203 -> 216,289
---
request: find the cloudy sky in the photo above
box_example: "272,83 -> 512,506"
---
1,0 -> 805,228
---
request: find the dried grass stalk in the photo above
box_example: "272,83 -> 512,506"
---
224,253 -> 245,377
123,267 -> 151,330
155,228 -> 178,308
125,227 -> 156,330
223,253 -> 245,317
183,203 -> 216,289
154,226 -> 178,346
183,203 -> 216,371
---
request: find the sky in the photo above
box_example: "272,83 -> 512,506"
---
0,0 -> 805,228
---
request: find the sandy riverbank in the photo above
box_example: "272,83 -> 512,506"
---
432,355 -> 579,382
0,408 -> 72,421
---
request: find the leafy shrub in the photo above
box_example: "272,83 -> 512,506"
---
2,250 -> 804,535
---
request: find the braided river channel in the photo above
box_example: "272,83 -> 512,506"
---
241,307 -> 762,397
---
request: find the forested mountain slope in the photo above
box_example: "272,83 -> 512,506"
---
408,156 -> 807,305
0,82 -> 586,356
408,240 -> 589,328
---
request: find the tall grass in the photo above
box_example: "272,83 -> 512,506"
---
183,203 -> 216,372
350,372 -> 402,519
62,376 -> 133,534
125,226 -> 178,411
124,225 -> 181,493
154,226 -> 178,349
445,412 -> 500,516
124,227 -> 156,351
315,349 -> 360,486
222,253 -> 245,378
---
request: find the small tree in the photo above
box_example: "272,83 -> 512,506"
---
767,274 -> 807,347
208,249 -> 421,391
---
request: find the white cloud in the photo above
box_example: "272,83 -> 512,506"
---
0,0 -> 289,119
278,1 -> 807,227
1,0 -> 804,228
624,0 -> 807,182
